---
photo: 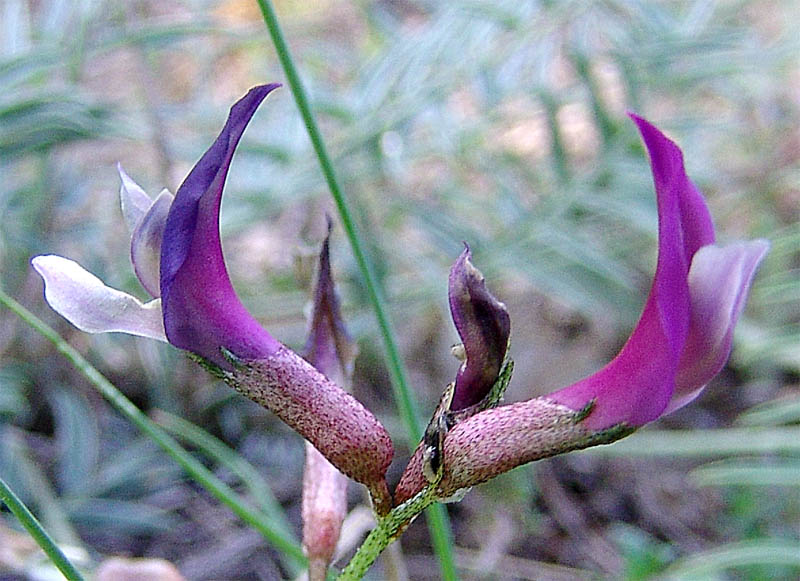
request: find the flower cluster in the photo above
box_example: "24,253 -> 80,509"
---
396,114 -> 768,502
33,85 -> 393,513
33,86 -> 768,549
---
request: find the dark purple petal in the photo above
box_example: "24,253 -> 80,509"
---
449,245 -> 511,410
303,224 -> 357,386
548,116 -> 710,429
160,84 -> 281,367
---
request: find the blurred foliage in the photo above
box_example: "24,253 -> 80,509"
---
0,0 -> 798,579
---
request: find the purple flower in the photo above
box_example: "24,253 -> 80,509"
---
303,224 -> 358,389
396,246 -> 511,496
547,115 -> 768,429
32,85 -> 393,494
396,115 -> 768,503
302,229 -> 357,577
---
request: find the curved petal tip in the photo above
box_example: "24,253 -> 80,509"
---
448,245 -> 511,410
159,84 -> 282,366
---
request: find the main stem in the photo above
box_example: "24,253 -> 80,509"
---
337,486 -> 439,580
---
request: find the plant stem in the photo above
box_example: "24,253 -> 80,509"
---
0,475 -> 85,581
254,1 -> 457,579
337,485 -> 439,580
0,289 -> 306,574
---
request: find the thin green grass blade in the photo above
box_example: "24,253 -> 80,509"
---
2,429 -> 83,548
659,539 -> 800,580
581,427 -> 800,458
153,409 -> 296,541
0,288 -> 306,574
738,396 -> 800,427
253,0 -> 422,442
0,475 -> 86,581
253,1 -> 456,578
691,459 -> 800,487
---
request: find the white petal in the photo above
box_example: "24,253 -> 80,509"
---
31,255 -> 167,342
118,164 -> 153,233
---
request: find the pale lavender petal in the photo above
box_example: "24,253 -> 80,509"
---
667,240 -> 769,413
130,190 -> 173,298
160,84 -> 282,367
118,164 -> 153,233
303,442 -> 347,578
448,244 -> 510,410
32,255 -> 167,342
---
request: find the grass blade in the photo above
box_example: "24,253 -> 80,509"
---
582,426 -> 800,458
0,475 -> 86,581
659,539 -> 800,580
0,287 -> 306,574
254,1 -> 456,578
153,409 -> 296,541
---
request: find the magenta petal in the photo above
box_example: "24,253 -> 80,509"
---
449,245 -> 511,410
160,84 -> 282,366
548,116 -> 713,429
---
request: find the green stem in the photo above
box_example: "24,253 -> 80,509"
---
0,475 -> 85,581
338,485 -> 439,580
424,503 -> 458,579
254,1 -> 457,579
0,289 -> 306,574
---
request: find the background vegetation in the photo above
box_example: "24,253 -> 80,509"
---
0,0 -> 798,579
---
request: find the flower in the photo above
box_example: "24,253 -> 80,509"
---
395,115 -> 769,503
302,228 -> 356,577
395,245 -> 512,492
159,85 -> 282,368
546,115 -> 769,429
32,85 -> 393,496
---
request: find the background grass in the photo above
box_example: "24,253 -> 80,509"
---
0,0 -> 798,579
